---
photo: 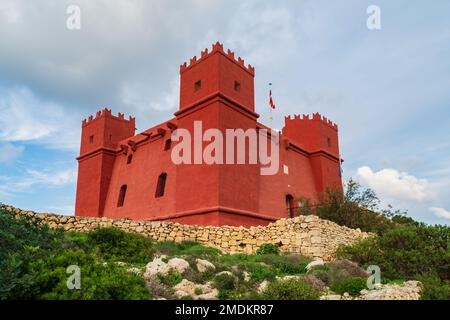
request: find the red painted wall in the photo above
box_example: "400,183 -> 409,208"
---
75,42 -> 342,227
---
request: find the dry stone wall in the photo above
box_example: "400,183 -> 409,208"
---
3,205 -> 373,261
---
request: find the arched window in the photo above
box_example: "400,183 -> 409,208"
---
117,185 -> 127,207
155,173 -> 167,198
127,154 -> 133,164
164,139 -> 172,151
286,194 -> 294,218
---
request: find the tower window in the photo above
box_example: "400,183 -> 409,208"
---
164,139 -> 172,151
286,194 -> 294,218
89,135 -> 94,143
155,173 -> 167,198
195,80 -> 202,91
234,81 -> 241,92
117,185 -> 127,207
327,137 -> 331,147
127,154 -> 133,164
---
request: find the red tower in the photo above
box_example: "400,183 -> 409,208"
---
75,109 -> 135,217
74,42 -> 343,227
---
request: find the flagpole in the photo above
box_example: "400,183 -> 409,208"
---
269,83 -> 273,128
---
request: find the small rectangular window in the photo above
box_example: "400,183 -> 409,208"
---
117,185 -> 127,207
155,173 -> 167,198
327,137 -> 331,147
164,139 -> 172,151
195,80 -> 201,91
127,154 -> 133,164
234,81 -> 241,92
89,135 -> 94,143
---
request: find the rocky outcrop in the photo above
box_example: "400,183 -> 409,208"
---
173,279 -> 218,300
320,281 -> 422,300
144,256 -> 190,278
196,259 -> 216,273
2,205 -> 373,262
359,281 -> 422,300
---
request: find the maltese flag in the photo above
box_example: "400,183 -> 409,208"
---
269,89 -> 276,109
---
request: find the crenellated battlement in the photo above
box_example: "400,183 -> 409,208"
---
179,41 -> 255,76
82,108 -> 135,127
284,112 -> 338,131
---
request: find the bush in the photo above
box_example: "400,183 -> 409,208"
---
0,208 -> 64,258
299,275 -> 327,292
256,243 -> 280,255
314,180 -> 399,235
0,208 -> 64,299
330,277 -> 367,296
338,224 -> 450,282
309,260 -> 368,286
155,241 -> 220,257
27,249 -> 151,300
247,264 -> 276,282
268,254 -> 310,275
214,273 -> 237,291
87,227 -> 155,264
260,279 -> 320,300
158,271 -> 183,287
417,276 -> 450,300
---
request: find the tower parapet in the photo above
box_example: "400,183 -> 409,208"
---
180,41 -> 255,76
179,41 -> 256,112
284,112 -> 338,131
282,112 -> 339,157
82,108 -> 135,127
79,108 -> 135,156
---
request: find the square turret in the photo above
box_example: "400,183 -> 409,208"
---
179,42 -> 255,112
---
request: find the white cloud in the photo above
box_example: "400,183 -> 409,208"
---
0,168 -> 77,197
0,142 -> 24,163
356,166 -> 433,202
0,86 -> 80,150
26,169 -> 77,186
429,207 -> 450,220
121,77 -> 179,112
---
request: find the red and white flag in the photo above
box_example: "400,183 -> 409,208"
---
269,89 -> 276,109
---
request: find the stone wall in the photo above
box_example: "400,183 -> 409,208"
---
3,205 -> 373,261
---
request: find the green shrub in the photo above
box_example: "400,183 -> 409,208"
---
267,254 -> 310,275
0,208 -> 64,258
417,276 -> 450,300
338,224 -> 450,282
314,180 -> 398,235
299,275 -> 327,292
260,279 -> 320,300
248,264 -> 276,282
330,277 -> 367,296
194,288 -> 203,295
155,241 -> 219,257
0,208 -> 64,299
87,227 -> 155,264
185,269 -> 215,284
256,243 -> 280,255
214,273 -> 236,291
158,271 -> 183,287
309,260 -> 368,286
28,249 -> 151,300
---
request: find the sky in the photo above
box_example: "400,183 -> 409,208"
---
0,0 -> 449,224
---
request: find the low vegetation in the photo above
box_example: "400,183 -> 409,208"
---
299,180 -> 450,300
1,177 -> 449,301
